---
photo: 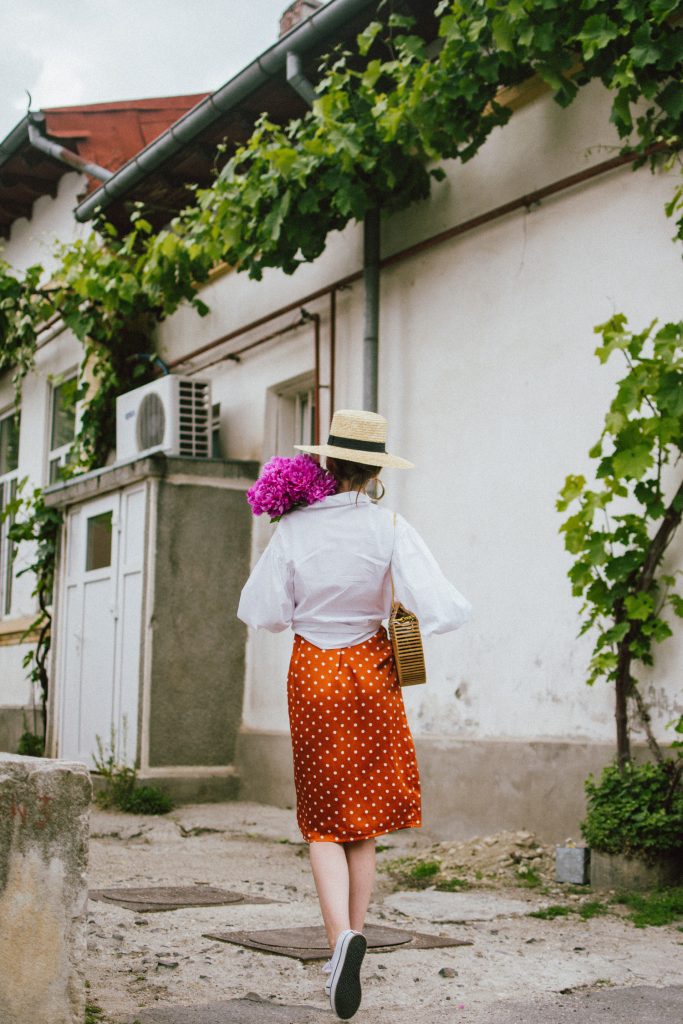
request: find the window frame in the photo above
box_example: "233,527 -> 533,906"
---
0,406 -> 21,618
265,371 -> 317,459
46,371 -> 79,485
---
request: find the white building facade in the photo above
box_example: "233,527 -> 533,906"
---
1,39 -> 680,839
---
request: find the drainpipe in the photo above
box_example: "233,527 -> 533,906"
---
28,117 -> 113,182
286,52 -> 317,106
362,207 -> 380,412
286,55 -> 380,413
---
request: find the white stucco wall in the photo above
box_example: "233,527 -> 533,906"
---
156,79 -> 682,749
2,173 -> 88,274
0,173 -> 86,710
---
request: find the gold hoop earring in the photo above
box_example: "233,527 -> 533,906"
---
371,478 -> 385,501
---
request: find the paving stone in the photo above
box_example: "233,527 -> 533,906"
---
384,889 -> 536,922
203,922 -> 471,960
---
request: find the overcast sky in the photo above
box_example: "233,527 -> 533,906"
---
0,0 -> 308,141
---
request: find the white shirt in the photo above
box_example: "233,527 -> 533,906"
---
237,492 -> 471,650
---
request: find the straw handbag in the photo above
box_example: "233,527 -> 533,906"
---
388,513 -> 427,687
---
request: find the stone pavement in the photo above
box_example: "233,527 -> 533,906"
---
85,801 -> 683,1024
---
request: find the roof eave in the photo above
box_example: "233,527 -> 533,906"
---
73,0 -> 379,224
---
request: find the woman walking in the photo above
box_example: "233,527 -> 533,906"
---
237,409 -> 471,1020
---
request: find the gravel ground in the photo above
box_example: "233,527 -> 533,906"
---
85,801 -> 683,1024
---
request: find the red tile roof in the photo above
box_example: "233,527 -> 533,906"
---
0,95 -> 208,238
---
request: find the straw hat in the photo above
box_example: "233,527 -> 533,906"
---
295,409 -> 414,469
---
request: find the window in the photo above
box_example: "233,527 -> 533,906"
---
86,511 -> 113,571
48,375 -> 78,483
0,409 -> 21,616
267,374 -> 316,457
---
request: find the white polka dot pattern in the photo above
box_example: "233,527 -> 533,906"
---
286,627 -> 422,844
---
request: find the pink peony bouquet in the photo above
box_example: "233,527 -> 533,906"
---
246,454 -> 337,522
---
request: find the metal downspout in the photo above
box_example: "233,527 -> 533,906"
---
286,54 -> 324,439
287,52 -> 380,414
362,208 -> 380,412
28,118 -> 113,182
286,52 -> 317,106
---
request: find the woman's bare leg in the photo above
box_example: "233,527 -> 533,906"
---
345,837 -> 376,933
309,841 -> 351,950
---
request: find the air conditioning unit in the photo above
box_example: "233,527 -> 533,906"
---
116,376 -> 211,462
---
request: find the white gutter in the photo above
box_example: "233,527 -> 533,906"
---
28,117 -> 113,182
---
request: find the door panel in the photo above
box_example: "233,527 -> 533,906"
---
58,493 -> 120,767
113,485 -> 146,764
79,575 -> 116,763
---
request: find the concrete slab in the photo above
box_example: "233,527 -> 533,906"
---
481,984 -> 683,1023
117,985 -> 683,1024
89,884 -> 275,912
384,888 -> 537,922
119,992 -> 328,1023
204,922 -> 472,960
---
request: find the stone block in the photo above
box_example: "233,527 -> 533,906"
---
0,753 -> 91,1024
555,845 -> 590,884
590,849 -> 683,891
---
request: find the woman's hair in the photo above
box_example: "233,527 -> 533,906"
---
326,457 -> 381,493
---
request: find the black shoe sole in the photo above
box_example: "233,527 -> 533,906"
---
330,932 -> 367,1020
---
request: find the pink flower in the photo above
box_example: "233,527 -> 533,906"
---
246,454 -> 337,521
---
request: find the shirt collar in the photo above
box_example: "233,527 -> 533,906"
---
308,492 -> 372,509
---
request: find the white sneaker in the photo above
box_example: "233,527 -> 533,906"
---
326,929 -> 367,1020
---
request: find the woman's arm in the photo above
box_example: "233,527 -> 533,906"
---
237,532 -> 295,632
391,514 -> 472,635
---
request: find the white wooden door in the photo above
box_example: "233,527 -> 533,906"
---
57,486 -> 145,768
112,484 -> 146,765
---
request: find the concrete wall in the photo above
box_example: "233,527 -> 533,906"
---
0,753 -> 91,1024
149,476 -> 256,767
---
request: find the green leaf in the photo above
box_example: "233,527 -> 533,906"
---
657,371 -> 683,416
629,25 -> 661,68
557,474 -> 586,510
492,14 -> 515,52
357,20 -> 382,56
657,81 -> 683,120
624,592 -> 655,621
612,445 -> 654,480
578,14 -> 620,61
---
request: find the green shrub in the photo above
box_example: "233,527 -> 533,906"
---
408,860 -> 441,880
581,761 -> 683,860
16,730 -> 44,756
119,784 -> 174,815
93,735 -> 173,815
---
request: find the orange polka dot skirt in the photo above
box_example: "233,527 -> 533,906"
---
286,627 -> 422,843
